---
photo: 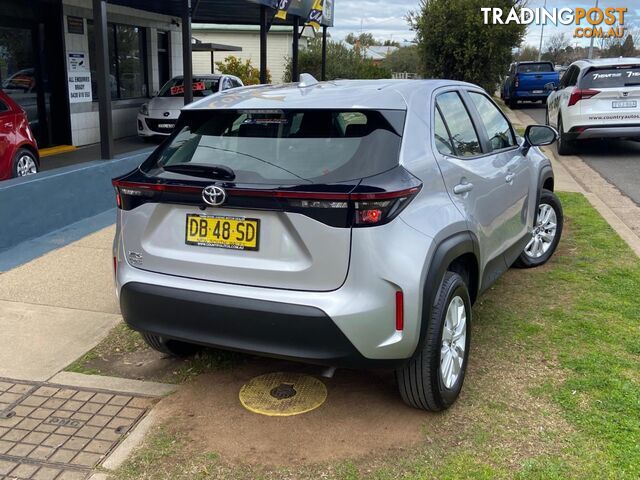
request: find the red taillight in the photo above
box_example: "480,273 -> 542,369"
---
568,88 -> 600,107
357,208 -> 382,224
514,74 -> 519,88
112,179 -> 421,226
395,291 -> 404,331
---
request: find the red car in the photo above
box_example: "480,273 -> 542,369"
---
0,89 -> 39,180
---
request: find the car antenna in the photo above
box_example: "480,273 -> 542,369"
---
298,73 -> 319,88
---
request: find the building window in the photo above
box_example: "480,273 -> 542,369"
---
87,21 -> 148,100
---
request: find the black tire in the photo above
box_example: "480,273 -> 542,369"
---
11,148 -> 39,178
141,332 -> 201,357
513,189 -> 563,268
544,106 -> 550,126
508,97 -> 518,109
397,272 -> 471,411
556,116 -> 574,155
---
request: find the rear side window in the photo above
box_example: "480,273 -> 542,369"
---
469,93 -> 516,151
434,108 -> 454,155
580,66 -> 640,88
517,63 -> 553,73
435,92 -> 482,157
146,109 -> 405,184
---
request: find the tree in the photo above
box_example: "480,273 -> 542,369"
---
382,45 -> 421,74
603,31 -> 637,57
515,45 -> 540,62
409,0 -> 526,93
542,33 -> 570,66
383,39 -> 401,47
215,56 -> 271,85
344,32 -> 379,47
283,38 -> 391,81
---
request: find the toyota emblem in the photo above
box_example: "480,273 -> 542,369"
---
202,185 -> 226,206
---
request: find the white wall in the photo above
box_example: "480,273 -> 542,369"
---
192,27 -> 309,83
62,0 -> 181,147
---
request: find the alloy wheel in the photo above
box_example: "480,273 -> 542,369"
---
440,295 -> 467,389
525,203 -> 557,259
16,154 -> 37,177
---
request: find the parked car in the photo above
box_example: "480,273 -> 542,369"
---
502,61 -> 560,108
113,78 -> 563,411
0,89 -> 39,180
546,57 -> 640,155
137,74 -> 243,138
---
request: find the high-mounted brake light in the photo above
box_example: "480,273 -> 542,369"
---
568,88 -> 600,107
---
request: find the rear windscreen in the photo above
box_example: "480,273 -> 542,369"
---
145,109 -> 405,184
517,63 -> 554,73
580,66 -> 640,88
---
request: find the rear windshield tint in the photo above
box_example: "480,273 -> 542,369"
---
144,109 -> 405,184
158,78 -> 220,97
580,66 -> 640,88
517,63 -> 554,73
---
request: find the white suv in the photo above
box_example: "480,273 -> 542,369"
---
546,57 -> 640,155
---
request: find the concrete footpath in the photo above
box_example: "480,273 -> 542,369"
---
508,108 -> 640,257
0,226 -> 173,479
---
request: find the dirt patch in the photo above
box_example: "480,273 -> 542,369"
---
145,341 -> 571,472
152,359 -> 427,467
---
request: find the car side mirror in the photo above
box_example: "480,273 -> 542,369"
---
544,82 -> 557,91
523,125 -> 557,150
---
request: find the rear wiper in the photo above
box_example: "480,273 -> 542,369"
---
162,163 -> 236,180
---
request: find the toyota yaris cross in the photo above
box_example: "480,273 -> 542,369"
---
113,79 -> 562,411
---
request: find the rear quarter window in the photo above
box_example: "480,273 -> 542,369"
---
580,66 -> 640,88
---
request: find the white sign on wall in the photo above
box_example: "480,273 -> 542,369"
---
67,52 -> 92,103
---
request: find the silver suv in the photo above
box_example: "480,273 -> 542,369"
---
113,79 -> 563,411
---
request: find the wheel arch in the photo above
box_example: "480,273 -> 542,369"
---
15,142 -> 40,166
413,231 -> 479,358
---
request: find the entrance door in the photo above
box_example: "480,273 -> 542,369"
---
157,31 -> 170,88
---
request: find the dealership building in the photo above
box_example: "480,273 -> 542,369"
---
0,0 -> 334,152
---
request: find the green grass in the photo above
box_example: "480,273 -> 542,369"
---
112,193 -> 639,479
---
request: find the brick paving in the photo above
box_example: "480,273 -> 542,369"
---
0,379 -> 152,479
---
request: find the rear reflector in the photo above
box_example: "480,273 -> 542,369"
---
395,291 -> 404,331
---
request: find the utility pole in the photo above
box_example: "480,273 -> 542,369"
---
588,0 -> 599,59
537,0 -> 547,61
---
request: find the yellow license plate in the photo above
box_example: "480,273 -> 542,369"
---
185,214 -> 260,251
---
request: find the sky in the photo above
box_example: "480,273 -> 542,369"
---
330,0 -> 640,50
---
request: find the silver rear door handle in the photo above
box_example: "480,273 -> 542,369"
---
505,173 -> 516,183
453,182 -> 474,194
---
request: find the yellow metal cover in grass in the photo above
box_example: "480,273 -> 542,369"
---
239,372 -> 327,416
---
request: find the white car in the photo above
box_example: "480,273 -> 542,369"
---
137,74 -> 243,138
546,57 -> 640,155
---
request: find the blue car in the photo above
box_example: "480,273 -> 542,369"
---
502,61 -> 560,108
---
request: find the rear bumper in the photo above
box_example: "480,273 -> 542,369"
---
513,90 -> 549,100
120,282 -> 397,368
569,124 -> 640,140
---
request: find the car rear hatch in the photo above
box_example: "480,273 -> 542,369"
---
516,63 -> 558,94
574,64 -> 640,123
114,108 -> 420,291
